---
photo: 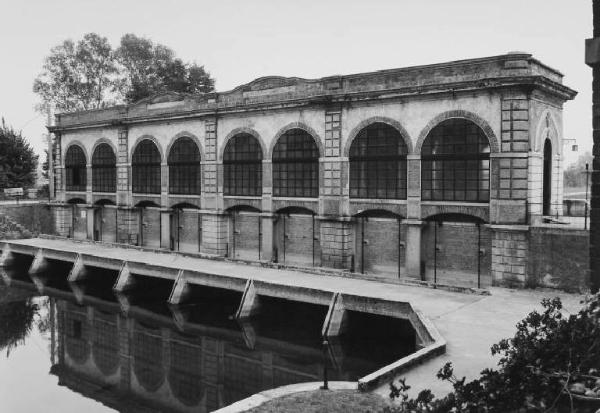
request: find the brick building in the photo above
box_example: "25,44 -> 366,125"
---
47,52 -> 583,289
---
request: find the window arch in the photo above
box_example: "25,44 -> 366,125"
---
65,145 -> 87,191
272,129 -> 319,198
223,134 -> 263,196
92,143 -> 116,193
349,122 -> 408,199
168,137 -> 200,195
543,139 -> 552,215
132,140 -> 161,194
421,118 -> 490,202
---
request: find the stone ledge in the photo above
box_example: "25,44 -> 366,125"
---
357,309 -> 446,391
213,381 -> 357,413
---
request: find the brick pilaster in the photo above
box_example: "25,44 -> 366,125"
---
116,127 -> 129,206
490,92 -> 530,224
203,118 -> 219,210
491,226 -> 528,287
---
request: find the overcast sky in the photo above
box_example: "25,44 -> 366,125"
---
0,0 -> 591,165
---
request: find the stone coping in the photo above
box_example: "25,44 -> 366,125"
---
213,381 -> 357,413
357,309 -> 446,391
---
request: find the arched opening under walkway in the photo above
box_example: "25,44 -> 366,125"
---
67,197 -> 87,240
92,199 -> 116,242
274,206 -> 320,267
353,209 -> 405,278
421,213 -> 491,288
170,202 -> 201,253
226,205 -> 262,261
135,200 -> 161,248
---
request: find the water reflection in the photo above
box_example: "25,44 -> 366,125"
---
0,284 -> 39,356
0,269 -> 416,413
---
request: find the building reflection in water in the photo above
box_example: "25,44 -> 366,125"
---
47,288 -> 414,413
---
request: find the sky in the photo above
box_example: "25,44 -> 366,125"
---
0,0 -> 592,166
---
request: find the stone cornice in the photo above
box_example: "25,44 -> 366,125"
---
49,53 -> 577,133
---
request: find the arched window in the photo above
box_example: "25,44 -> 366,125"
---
168,137 -> 200,195
92,143 -> 116,193
132,140 -> 161,194
65,145 -> 87,191
422,119 -> 490,202
272,129 -> 319,198
349,123 -> 408,199
543,139 -> 552,215
223,134 -> 263,196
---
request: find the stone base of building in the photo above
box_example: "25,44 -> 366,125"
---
46,203 -> 591,292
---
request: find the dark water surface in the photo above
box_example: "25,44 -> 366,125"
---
0,263 -> 416,412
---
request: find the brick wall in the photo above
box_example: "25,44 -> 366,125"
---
275,214 -> 320,266
528,227 -> 589,292
100,207 -> 117,243
355,218 -> 404,277
177,210 -> 201,254
491,227 -> 528,287
231,212 -> 261,260
201,214 -> 228,256
141,208 -> 160,248
72,205 -> 87,240
116,208 -> 140,245
320,220 -> 352,270
422,222 -> 492,287
0,203 -> 55,236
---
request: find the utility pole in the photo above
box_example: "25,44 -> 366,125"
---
586,0 -> 600,293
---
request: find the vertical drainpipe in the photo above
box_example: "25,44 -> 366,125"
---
587,0 -> 600,293
477,222 -> 481,289
433,220 -> 438,286
312,213 -> 315,267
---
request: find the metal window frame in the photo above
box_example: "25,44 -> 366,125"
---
349,123 -> 408,199
168,138 -> 201,195
132,141 -> 161,194
421,119 -> 491,203
272,129 -> 319,198
223,134 -> 263,196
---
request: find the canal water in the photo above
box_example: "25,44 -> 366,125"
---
0,259 -> 416,412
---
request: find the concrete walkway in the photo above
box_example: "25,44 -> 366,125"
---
2,238 -> 588,401
373,286 -> 586,398
3,238 -> 478,315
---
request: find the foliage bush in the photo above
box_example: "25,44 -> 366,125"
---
386,294 -> 600,412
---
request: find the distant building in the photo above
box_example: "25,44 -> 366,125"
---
47,52 -> 584,289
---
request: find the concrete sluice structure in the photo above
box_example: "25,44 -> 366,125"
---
0,239 -> 444,394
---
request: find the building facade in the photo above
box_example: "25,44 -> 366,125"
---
48,53 -> 578,289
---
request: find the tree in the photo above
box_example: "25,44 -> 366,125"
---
564,152 -> 593,188
34,33 -> 216,111
386,294 -> 600,412
115,33 -> 215,102
33,33 -> 119,112
0,118 -> 38,189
